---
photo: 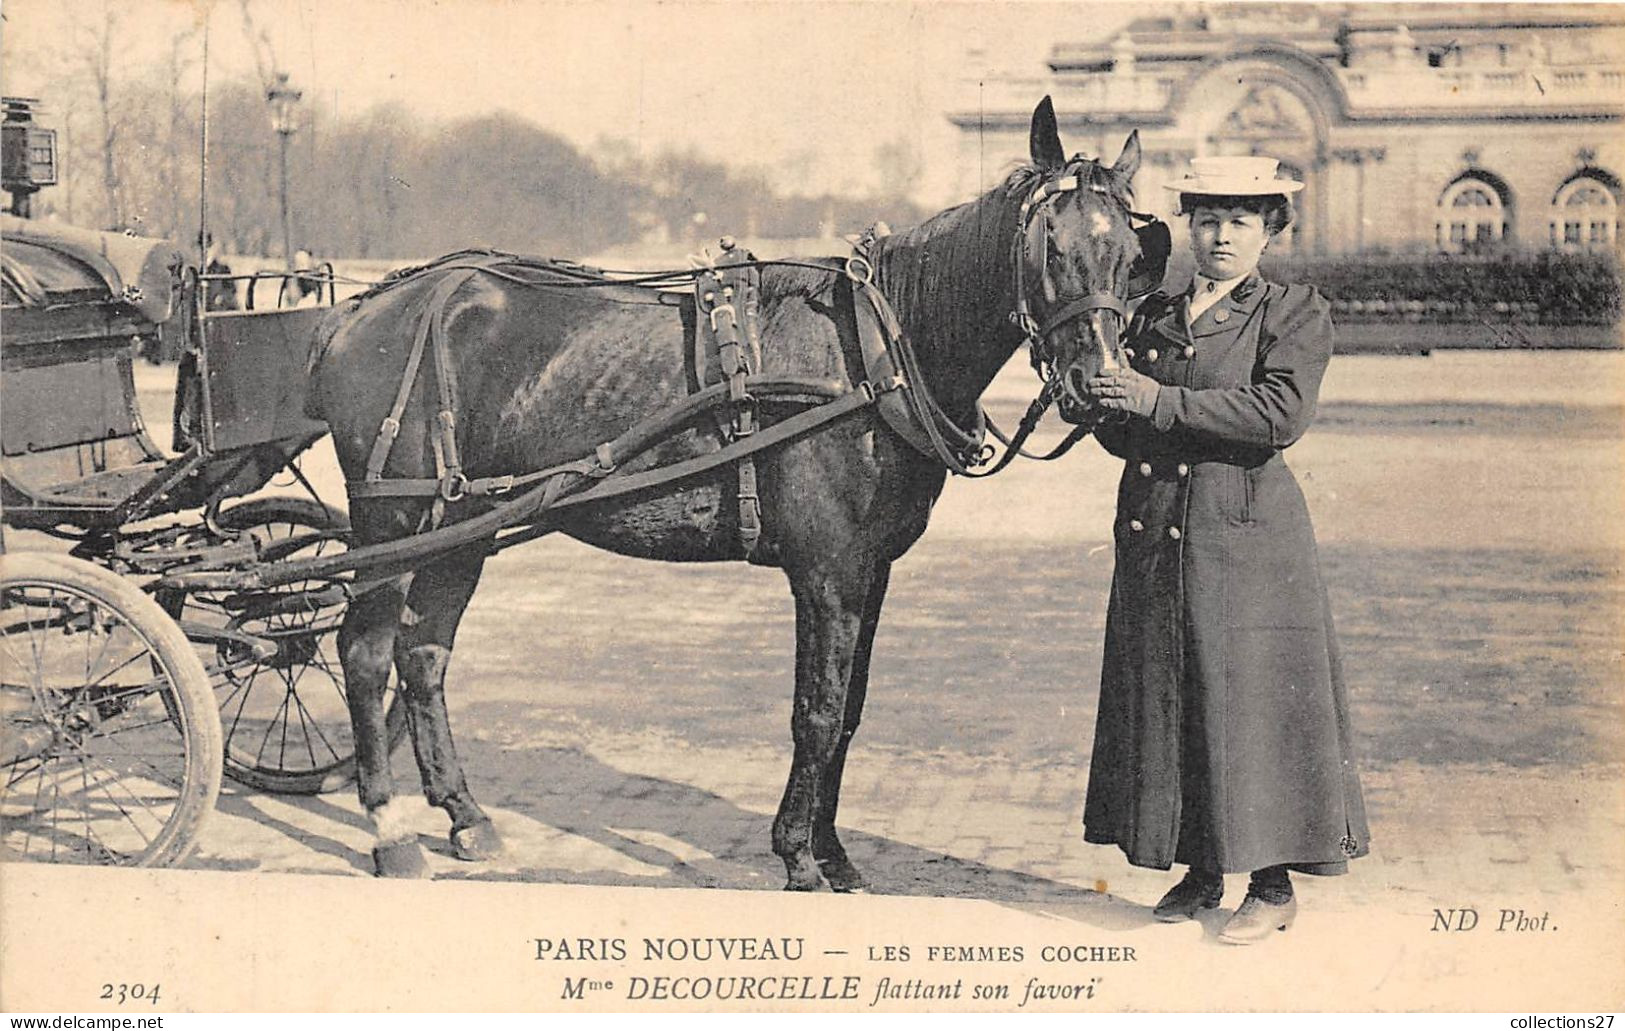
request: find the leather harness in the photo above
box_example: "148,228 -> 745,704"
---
339,169 -> 1161,562
341,246 -> 989,561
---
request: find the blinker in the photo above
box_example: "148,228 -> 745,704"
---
1126,217 -> 1170,299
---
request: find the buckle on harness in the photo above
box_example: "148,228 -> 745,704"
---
708,303 -> 737,332
484,475 -> 515,496
379,417 -> 401,440
439,472 -> 468,503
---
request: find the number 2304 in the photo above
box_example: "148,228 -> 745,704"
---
101,983 -> 161,1005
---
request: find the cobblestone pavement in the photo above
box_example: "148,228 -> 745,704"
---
191,728 -> 1625,916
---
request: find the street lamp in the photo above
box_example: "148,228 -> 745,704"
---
266,72 -> 302,268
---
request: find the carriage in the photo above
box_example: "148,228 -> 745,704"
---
0,214 -> 405,866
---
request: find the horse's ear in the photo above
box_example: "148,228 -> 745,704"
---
1029,96 -> 1066,171
1112,130 -> 1142,184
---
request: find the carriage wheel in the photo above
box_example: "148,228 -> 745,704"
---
158,497 -> 407,795
0,553 -> 221,866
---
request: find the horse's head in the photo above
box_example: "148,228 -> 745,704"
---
1012,99 -> 1165,427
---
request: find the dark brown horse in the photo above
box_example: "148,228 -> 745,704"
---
306,98 -> 1142,888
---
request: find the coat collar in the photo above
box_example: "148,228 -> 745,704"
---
1183,270 -> 1268,339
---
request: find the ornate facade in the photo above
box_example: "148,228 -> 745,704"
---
949,4 -> 1625,255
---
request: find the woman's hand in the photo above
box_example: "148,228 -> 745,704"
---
1086,368 -> 1161,418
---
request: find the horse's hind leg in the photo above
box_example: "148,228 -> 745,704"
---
773,561 -> 873,891
811,562 -> 890,894
340,577 -> 421,877
395,542 -> 503,862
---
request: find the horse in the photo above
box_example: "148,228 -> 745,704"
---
305,97 -> 1146,888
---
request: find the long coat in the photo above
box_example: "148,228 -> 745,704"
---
1082,272 -> 1370,875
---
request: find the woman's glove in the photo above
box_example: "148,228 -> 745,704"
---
1086,368 -> 1161,418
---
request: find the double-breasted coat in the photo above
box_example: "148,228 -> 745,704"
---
1082,272 -> 1370,875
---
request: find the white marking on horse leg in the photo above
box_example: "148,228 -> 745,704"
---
370,798 -> 418,847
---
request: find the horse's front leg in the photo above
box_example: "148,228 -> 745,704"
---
811,561 -> 890,893
774,562 -> 873,891
395,542 -> 503,862
339,577 -> 419,876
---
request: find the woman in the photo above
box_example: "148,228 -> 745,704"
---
1081,156 -> 1369,945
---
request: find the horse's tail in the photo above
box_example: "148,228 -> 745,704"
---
303,298 -> 361,421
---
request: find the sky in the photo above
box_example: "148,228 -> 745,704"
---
1,0 -> 1140,206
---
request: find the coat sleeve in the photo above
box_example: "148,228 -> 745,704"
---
1147,284 -> 1333,449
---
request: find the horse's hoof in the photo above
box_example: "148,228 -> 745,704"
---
819,858 -> 870,894
451,818 -> 504,862
781,855 -> 824,892
372,839 -> 429,878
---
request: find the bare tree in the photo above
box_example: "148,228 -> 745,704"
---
163,23 -> 202,244
234,0 -> 282,92
60,0 -> 126,229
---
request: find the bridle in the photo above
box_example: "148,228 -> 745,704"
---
1008,164 -> 1168,395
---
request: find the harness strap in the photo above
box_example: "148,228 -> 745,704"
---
845,247 -> 989,473
854,278 -> 989,474
550,385 -> 878,512
1038,291 -> 1127,338
206,381 -> 884,594
346,374 -> 848,500
693,246 -> 766,558
363,269 -> 476,487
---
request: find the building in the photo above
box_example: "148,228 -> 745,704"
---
948,3 -> 1625,256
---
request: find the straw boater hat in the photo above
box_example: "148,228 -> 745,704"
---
1165,156 -> 1304,200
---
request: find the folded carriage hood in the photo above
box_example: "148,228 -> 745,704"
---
1,214 -> 186,325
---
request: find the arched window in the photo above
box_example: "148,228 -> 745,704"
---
1436,175 -> 1508,253
1551,172 -> 1619,252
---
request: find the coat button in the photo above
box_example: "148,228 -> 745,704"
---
1146,348 -> 1159,362
1177,462 -> 1190,477
1183,346 -> 1195,358
1139,462 -> 1153,477
1167,526 -> 1182,540
1129,519 -> 1144,532
1213,309 -> 1230,323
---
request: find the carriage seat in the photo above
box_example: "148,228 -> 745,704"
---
31,462 -> 169,508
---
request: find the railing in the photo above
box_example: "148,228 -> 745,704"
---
957,62 -> 1621,120
1336,65 -> 1625,107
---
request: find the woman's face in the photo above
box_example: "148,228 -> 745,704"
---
1188,205 -> 1270,281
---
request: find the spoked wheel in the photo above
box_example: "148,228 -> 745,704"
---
0,553 -> 221,866
159,497 -> 407,795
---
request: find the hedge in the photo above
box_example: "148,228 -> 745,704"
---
1257,252 -> 1622,326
